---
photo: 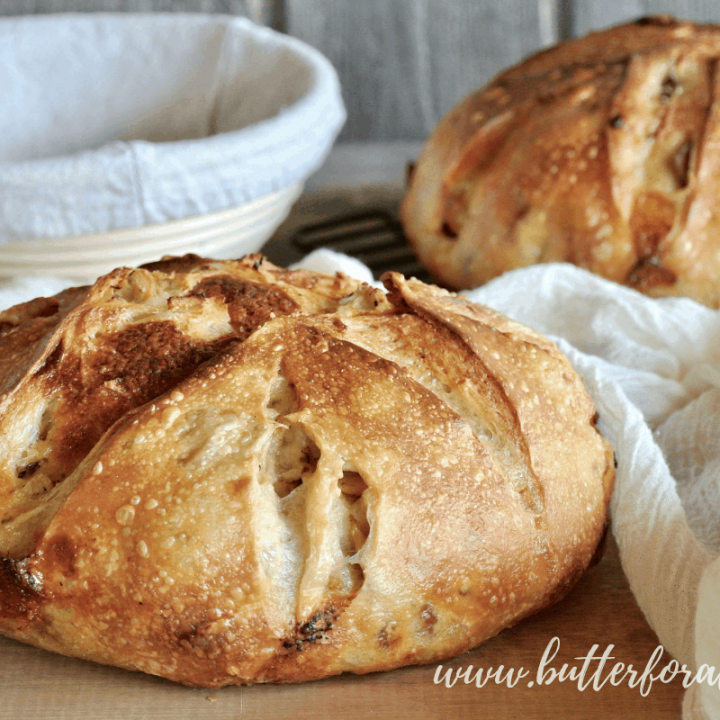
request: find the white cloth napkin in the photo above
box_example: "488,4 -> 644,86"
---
2,253 -> 720,718
0,13 -> 345,242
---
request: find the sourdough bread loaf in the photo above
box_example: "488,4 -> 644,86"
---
400,16 -> 720,307
0,255 -> 614,686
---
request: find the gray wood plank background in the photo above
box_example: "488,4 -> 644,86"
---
4,0 -> 720,140
286,0 -> 551,141
571,0 -> 720,36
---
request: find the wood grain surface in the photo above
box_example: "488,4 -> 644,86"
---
285,0 -> 550,142
571,0 -> 720,36
0,0 -> 271,23
7,0 -> 720,141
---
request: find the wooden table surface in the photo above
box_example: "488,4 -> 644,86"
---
0,147 -> 687,718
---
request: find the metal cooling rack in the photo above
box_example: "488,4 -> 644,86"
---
288,209 -> 433,283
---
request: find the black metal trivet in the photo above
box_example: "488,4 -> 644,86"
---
288,209 -> 433,283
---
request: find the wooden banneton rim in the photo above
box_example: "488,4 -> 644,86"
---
0,183 -> 303,282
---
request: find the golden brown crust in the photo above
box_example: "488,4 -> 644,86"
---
0,286 -> 89,398
0,256 -> 613,687
400,16 -> 720,307
0,255 -> 360,558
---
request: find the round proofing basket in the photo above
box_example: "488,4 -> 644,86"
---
0,183 -> 302,283
0,13 -> 346,282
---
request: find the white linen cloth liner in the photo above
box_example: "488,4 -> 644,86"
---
2,253 -> 720,719
0,13 -> 346,241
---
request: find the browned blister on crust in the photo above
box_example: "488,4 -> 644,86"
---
0,256 -> 613,687
400,16 -> 720,307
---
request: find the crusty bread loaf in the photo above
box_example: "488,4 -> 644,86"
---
0,254 -> 614,687
400,16 -> 720,307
